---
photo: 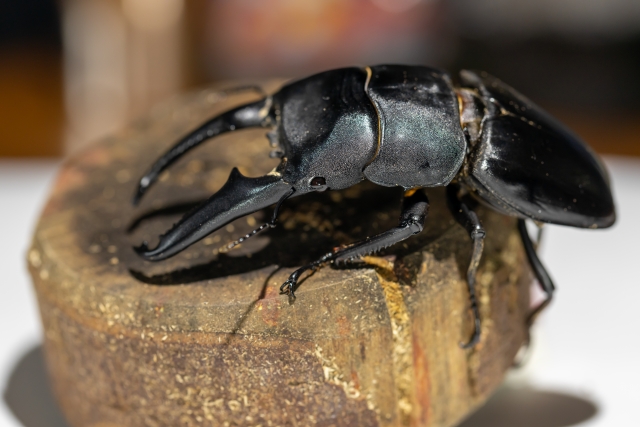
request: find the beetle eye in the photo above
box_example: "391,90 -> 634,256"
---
310,177 -> 327,191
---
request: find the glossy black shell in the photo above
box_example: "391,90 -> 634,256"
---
363,65 -> 466,188
272,65 -> 468,192
460,70 -> 616,229
272,68 -> 378,192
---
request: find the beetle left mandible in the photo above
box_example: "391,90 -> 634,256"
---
133,65 -> 616,348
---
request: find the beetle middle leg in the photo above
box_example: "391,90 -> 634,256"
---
280,190 -> 429,298
446,185 -> 486,348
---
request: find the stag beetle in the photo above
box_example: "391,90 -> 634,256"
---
133,65 -> 616,347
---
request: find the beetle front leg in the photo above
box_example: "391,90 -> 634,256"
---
279,252 -> 335,298
280,190 -> 429,298
446,185 -> 486,348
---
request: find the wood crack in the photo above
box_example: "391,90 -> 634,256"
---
363,256 -> 416,425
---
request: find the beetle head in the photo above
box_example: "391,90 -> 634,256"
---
134,68 -> 380,261
266,67 -> 378,195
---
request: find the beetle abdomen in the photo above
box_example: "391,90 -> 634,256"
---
461,70 -> 615,228
363,65 -> 466,188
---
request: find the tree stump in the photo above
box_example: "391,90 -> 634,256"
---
28,84 -> 531,427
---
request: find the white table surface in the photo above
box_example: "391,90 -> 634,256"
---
0,157 -> 638,427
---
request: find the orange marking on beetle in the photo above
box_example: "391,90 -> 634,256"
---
404,188 -> 419,198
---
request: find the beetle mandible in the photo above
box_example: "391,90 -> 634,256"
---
133,65 -> 616,347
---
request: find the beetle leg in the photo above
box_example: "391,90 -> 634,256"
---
279,252 -> 335,298
280,190 -> 429,298
518,219 -> 555,325
527,221 -> 545,251
446,185 -> 486,348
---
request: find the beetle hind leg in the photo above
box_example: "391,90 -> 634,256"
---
446,185 -> 486,348
280,190 -> 430,298
518,219 -> 555,324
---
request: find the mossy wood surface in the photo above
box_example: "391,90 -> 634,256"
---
29,84 -> 531,427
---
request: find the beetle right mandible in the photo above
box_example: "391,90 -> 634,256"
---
133,65 -> 616,348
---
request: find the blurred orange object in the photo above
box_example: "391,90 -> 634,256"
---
201,0 -> 453,78
0,46 -> 63,157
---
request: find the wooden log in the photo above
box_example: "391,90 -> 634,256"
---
28,84 -> 532,427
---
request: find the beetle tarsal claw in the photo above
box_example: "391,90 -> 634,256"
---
459,315 -> 481,349
279,280 -> 296,298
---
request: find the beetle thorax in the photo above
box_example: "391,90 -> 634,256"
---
361,65 -> 467,189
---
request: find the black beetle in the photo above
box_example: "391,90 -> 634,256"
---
133,65 -> 616,347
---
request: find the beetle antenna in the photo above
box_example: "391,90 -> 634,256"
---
219,222 -> 274,253
219,187 -> 295,253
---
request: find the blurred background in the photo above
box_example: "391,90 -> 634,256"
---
1,0 -> 639,156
